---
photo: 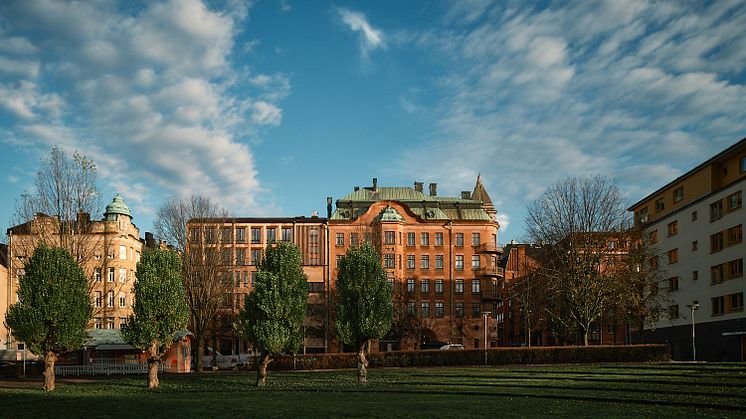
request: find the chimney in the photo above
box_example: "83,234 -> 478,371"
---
429,183 -> 437,197
414,181 -> 424,192
326,197 -> 332,219
372,178 -> 378,191
145,232 -> 155,248
461,191 -> 471,199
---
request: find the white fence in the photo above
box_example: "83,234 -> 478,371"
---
55,362 -> 164,376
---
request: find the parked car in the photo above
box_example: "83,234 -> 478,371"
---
439,343 -> 465,350
202,348 -> 253,369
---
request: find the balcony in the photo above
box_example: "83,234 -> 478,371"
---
475,242 -> 503,254
476,266 -> 504,278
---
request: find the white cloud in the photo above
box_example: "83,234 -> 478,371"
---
251,101 -> 282,126
336,7 -> 385,67
0,36 -> 38,55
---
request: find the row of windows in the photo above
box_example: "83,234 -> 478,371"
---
221,249 -> 263,265
638,189 -> 742,225
94,317 -> 129,330
337,231 -> 489,247
94,291 -> 129,308
191,226 -> 295,244
406,278 -> 489,294
710,224 -> 742,252
712,292 -> 744,316
407,301 -> 485,318
94,267 -> 133,283
711,258 -> 743,284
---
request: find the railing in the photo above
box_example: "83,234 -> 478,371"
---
476,266 -> 504,277
55,363 -> 164,376
475,243 -> 504,254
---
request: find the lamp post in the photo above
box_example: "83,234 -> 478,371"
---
686,303 -> 700,361
482,311 -> 491,365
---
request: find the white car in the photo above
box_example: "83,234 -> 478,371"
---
439,343 -> 465,350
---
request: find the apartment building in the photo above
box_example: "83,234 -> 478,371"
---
630,138 -> 746,361
0,246 -> 8,351
186,216 -> 329,355
3,194 -> 143,349
329,177 -> 502,350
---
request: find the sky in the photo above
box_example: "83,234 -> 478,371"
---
1,0 -> 745,243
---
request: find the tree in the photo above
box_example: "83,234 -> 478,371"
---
335,243 -> 392,384
4,245 -> 91,391
525,176 -> 630,346
389,280 -> 422,350
122,249 -> 189,388
154,195 -> 229,372
238,242 -> 308,386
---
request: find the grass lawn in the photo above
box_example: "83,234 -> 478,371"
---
1,363 -> 745,418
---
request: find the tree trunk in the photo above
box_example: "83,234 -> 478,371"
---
43,351 -> 57,392
211,331 -> 218,370
148,343 -> 160,389
196,336 -> 205,372
357,342 -> 368,384
256,353 -> 272,387
582,328 -> 589,346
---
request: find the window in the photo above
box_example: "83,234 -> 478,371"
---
693,270 -> 698,281
667,249 -> 678,264
727,191 -> 742,212
435,255 -> 444,270
471,279 -> 481,294
727,224 -> 743,245
235,272 -> 242,287
667,221 -> 678,237
205,229 -> 215,243
435,232 -> 443,246
455,233 -> 464,247
251,271 -> 257,286
349,233 -> 358,246
266,228 -> 276,243
421,255 -> 430,269
668,305 -> 679,319
455,255 -> 464,270
471,303 -> 481,318
711,264 -> 725,284
335,255 -> 343,269
407,232 -> 415,246
637,208 -> 649,224
251,249 -> 261,265
243,272 -> 249,288
108,291 -> 115,307
711,231 -> 724,252
455,302 -> 464,317
407,302 -> 416,316
730,292 -> 744,312
336,233 -> 344,246
472,233 -> 481,246
119,245 -> 127,260
108,267 -> 115,282
95,291 -> 102,308
421,279 -> 430,294
407,255 -> 415,269
95,317 -> 103,330
221,227 -> 231,243
455,279 -> 464,294
729,258 -> 743,278
421,302 -> 430,318
364,233 -> 372,243
119,293 -> 126,308
221,249 -> 231,265
281,227 -> 292,242
407,278 -> 416,293
435,279 -> 444,294
119,318 -> 127,329
384,231 -> 395,245
655,197 -> 665,213
710,199 -> 724,222
692,211 -> 698,221
251,227 -> 261,243
384,254 -> 395,268
190,228 -> 200,242
673,187 -> 684,203
649,256 -> 659,269
236,228 -> 246,243
435,302 -> 444,318
94,268 -> 101,282
713,296 -> 725,316
648,230 -> 658,245
108,318 -> 115,330
119,268 -> 127,283
741,157 -> 746,174
421,233 -> 430,246
692,241 -> 698,251
668,276 -> 679,291
471,255 -> 480,270
236,249 -> 245,265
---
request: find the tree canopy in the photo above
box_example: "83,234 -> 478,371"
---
122,248 -> 189,388
5,245 -> 92,390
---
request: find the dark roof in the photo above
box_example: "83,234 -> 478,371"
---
189,217 -> 328,224
471,175 -> 494,206
628,137 -> 746,210
498,242 -> 543,269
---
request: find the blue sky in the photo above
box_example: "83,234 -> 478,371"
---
1,0 -> 745,243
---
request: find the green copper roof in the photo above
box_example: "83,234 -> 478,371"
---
105,194 -> 132,219
379,206 -> 405,222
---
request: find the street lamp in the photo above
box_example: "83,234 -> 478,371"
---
686,303 -> 700,361
482,311 -> 492,365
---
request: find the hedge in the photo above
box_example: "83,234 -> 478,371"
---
260,344 -> 670,371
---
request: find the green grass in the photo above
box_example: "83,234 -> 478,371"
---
1,363 -> 745,418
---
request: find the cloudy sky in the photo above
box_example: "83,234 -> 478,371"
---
1,0 -> 745,242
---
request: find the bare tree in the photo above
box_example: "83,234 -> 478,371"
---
525,176 -> 630,346
389,280 -> 422,350
155,195 -> 229,372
